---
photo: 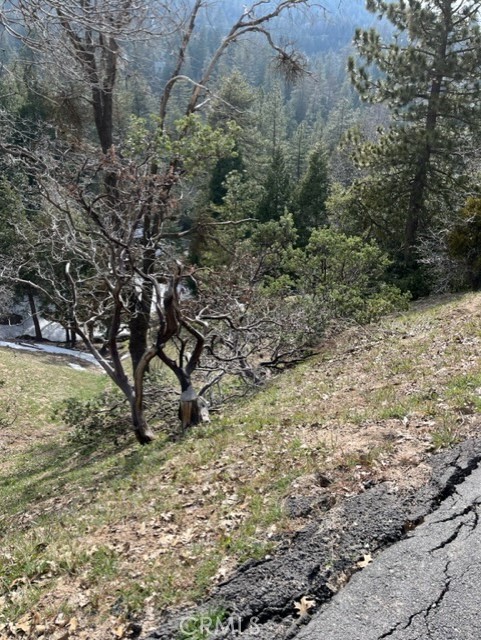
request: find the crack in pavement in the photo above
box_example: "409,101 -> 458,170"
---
376,501 -> 481,638
430,500 -> 478,525
429,501 -> 481,554
377,609 -> 429,639
376,561 -> 452,640
383,567 -> 453,640
422,560 -> 452,638
429,520 -> 466,553
143,440 -> 481,640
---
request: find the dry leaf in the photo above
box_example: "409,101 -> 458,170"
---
16,620 -> 31,634
55,613 -> 67,627
112,624 -> 126,638
68,617 -> 79,632
294,595 -> 316,617
357,553 -> 373,568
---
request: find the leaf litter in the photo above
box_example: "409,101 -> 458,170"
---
2,293 -> 481,639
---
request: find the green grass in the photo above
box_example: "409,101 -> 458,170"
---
445,373 -> 481,410
430,424 -> 460,450
3,292 -> 481,632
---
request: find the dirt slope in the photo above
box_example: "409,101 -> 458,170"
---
2,292 -> 481,640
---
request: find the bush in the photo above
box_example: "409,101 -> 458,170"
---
386,260 -> 432,299
56,373 -> 181,446
447,197 -> 481,289
286,228 -> 410,322
56,390 -> 132,446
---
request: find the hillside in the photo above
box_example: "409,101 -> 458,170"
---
2,292 -> 481,639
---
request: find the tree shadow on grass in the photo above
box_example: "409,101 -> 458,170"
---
0,430 -> 171,535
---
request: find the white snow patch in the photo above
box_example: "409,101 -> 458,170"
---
0,340 -> 102,366
0,316 -> 66,342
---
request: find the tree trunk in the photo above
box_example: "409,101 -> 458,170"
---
128,272 -> 155,373
403,26 -> 447,263
404,171 -> 425,262
178,383 -> 204,436
27,287 -> 43,341
65,325 -> 77,348
129,312 -> 150,373
130,398 -> 155,445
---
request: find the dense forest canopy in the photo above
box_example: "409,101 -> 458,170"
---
0,0 -> 478,440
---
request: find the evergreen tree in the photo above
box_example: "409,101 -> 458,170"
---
348,0 -> 481,265
293,144 -> 329,244
209,71 -> 256,132
208,148 -> 245,205
207,72 -> 253,205
292,122 -> 311,182
288,76 -> 310,125
256,82 -> 290,155
257,146 -> 292,222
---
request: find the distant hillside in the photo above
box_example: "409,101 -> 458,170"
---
197,0 -> 392,54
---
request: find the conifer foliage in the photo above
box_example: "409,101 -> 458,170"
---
349,0 -> 481,264
293,144 -> 329,244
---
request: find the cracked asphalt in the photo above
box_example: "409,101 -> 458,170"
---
296,462 -> 481,640
143,440 -> 481,640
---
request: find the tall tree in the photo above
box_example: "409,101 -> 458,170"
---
293,143 -> 329,244
348,0 -> 481,265
207,71 -> 255,205
256,82 -> 290,155
0,0 -> 312,443
257,146 -> 292,222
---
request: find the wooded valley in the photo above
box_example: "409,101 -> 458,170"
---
2,2 -> 481,636
2,0 -> 479,439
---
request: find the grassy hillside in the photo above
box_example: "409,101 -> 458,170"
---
2,293 -> 481,639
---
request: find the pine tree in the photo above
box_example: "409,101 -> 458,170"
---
256,82 -> 290,155
257,146 -> 292,222
349,0 -> 481,264
207,72 -> 253,205
293,144 -> 329,244
208,148 -> 245,205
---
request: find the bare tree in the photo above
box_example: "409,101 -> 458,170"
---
0,0 -> 312,443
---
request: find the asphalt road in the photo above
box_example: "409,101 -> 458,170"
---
297,463 -> 481,640
143,441 -> 481,640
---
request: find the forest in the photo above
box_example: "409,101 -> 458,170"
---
0,0 -> 480,441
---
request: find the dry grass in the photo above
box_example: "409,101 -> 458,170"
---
2,292 -> 481,639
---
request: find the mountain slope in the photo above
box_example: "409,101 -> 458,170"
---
1,292 -> 481,639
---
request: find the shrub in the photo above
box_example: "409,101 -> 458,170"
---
56,373 -> 180,446
56,390 -> 131,446
447,197 -> 481,289
286,228 -> 410,322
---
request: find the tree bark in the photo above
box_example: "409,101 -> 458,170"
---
403,15 -> 449,262
130,398 -> 155,445
179,383 -> 203,435
27,286 -> 43,341
129,311 -> 150,373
